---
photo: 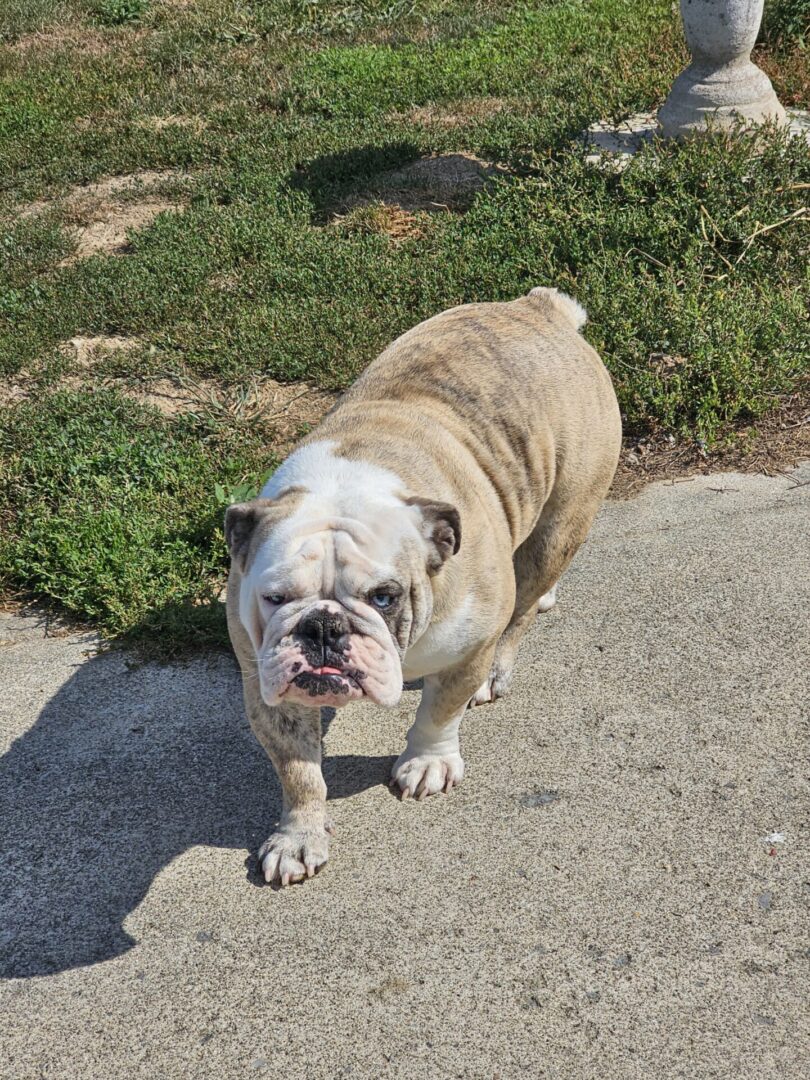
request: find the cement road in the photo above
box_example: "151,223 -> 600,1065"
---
1,466 -> 808,1079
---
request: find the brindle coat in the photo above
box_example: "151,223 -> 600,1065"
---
227,288 -> 621,885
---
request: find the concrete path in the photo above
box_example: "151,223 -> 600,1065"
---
1,467 -> 808,1079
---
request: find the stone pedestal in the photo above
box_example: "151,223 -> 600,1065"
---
658,1 -> 787,137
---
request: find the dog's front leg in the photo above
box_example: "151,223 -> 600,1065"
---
247,696 -> 330,885
392,647 -> 496,800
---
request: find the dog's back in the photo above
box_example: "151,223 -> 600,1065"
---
310,288 -> 621,548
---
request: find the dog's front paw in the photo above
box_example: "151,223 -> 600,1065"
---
258,818 -> 330,886
391,748 -> 464,799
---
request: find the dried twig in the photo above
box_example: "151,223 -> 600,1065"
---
628,246 -> 667,270
733,207 -> 808,267
699,205 -> 734,272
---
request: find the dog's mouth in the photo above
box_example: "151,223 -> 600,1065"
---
291,666 -> 364,699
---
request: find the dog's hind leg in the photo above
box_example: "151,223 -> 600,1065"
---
470,486 -> 605,706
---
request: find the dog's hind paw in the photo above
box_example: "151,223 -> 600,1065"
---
470,662 -> 513,707
537,583 -> 558,613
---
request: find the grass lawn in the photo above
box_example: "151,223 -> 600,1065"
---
1,0 -> 808,652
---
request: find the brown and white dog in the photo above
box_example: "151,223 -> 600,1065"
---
225,288 -> 621,885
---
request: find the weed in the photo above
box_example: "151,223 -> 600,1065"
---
0,391 -> 274,646
91,0 -> 149,28
761,0 -> 810,49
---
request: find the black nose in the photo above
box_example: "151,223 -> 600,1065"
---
299,610 -> 348,653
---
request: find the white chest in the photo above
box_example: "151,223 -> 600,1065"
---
402,596 -> 476,680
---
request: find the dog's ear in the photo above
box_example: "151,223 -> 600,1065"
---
406,497 -> 461,574
224,498 -> 278,574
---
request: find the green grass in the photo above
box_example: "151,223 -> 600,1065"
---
0,389 -> 273,649
0,0 -> 808,650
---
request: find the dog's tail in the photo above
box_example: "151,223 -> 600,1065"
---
527,286 -> 587,332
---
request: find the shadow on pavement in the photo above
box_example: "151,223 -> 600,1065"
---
0,648 -> 389,978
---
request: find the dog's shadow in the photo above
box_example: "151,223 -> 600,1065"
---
0,645 -> 392,979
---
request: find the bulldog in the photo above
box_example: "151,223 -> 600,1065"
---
225,288 -> 621,885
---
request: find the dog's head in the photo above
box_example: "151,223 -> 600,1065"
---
225,475 -> 460,710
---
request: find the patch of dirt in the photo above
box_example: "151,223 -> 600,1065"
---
66,335 -> 142,366
209,271 -> 240,292
0,337 -> 143,406
68,198 -> 180,261
610,390 -> 810,499
394,98 -> 510,128
124,376 -> 338,450
20,170 -> 189,263
330,202 -> 424,243
1,342 -> 338,452
332,152 -> 510,220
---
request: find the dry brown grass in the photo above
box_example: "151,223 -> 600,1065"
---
135,114 -> 208,134
8,25 -> 147,57
394,97 -> 511,128
329,201 -> 425,242
610,388 -> 810,499
754,45 -> 810,109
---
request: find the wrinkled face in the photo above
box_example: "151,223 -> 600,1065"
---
244,514 -> 422,708
226,468 -> 460,710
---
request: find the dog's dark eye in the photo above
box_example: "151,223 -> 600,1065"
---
264,594 -> 286,606
370,593 -> 394,610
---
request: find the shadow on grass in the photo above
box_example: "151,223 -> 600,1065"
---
0,638 -> 392,978
288,140 -> 422,221
122,595 -> 231,658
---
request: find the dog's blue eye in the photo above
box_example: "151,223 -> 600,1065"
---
371,593 -> 393,609
265,594 -> 285,606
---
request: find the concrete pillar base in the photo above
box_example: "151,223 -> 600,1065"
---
658,59 -> 787,138
583,109 -> 809,171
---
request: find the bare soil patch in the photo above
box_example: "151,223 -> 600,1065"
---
66,335 -> 143,367
0,336 -> 143,405
20,171 -> 189,263
330,202 -> 425,242
1,342 -> 338,454
610,390 -> 810,499
123,375 -> 338,450
330,152 -> 510,224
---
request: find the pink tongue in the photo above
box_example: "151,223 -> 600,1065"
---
314,666 -> 343,676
